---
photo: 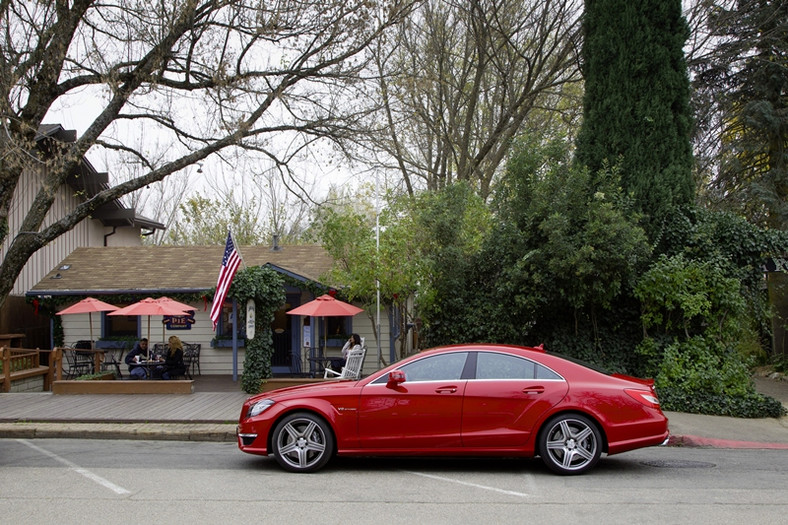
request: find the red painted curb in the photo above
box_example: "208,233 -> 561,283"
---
669,434 -> 788,449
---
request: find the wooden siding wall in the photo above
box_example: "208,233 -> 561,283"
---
4,166 -> 144,296
5,166 -> 90,295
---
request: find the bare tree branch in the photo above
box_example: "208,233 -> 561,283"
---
0,0 -> 417,308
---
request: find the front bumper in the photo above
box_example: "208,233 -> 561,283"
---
237,426 -> 258,447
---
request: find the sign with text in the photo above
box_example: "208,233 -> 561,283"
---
246,299 -> 256,339
163,310 -> 196,330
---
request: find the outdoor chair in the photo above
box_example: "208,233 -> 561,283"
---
63,347 -> 93,379
324,347 -> 366,380
152,343 -> 168,360
183,343 -> 201,379
100,346 -> 125,378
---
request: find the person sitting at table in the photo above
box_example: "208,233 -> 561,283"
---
328,333 -> 362,373
125,338 -> 149,380
161,335 -> 187,380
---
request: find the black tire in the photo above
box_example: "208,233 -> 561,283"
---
270,412 -> 334,473
538,413 -> 602,475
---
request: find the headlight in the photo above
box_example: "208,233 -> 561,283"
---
247,399 -> 275,418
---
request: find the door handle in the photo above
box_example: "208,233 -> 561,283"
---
435,387 -> 458,394
522,386 -> 545,395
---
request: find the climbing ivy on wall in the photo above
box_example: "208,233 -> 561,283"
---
227,265 -> 286,394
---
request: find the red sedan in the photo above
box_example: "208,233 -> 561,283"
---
237,344 -> 669,475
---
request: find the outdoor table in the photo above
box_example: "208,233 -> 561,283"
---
307,356 -> 332,377
131,359 -> 165,379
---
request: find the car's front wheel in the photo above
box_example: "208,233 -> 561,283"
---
271,412 -> 334,473
538,414 -> 602,475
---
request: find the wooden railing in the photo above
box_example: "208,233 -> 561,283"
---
1,347 -> 62,393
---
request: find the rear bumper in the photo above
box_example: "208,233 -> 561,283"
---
608,429 -> 671,455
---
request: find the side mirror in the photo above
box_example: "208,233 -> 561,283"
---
386,370 -> 406,388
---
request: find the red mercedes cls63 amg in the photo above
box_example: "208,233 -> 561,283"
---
237,344 -> 669,475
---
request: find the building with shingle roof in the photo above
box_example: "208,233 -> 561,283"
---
27,244 -> 392,377
28,245 -> 335,295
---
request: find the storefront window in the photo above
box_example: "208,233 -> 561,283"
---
103,311 -> 137,338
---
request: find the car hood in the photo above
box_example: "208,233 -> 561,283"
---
251,379 -> 360,402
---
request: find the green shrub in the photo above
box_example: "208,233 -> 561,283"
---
639,335 -> 785,417
73,372 -> 115,381
658,388 -> 786,418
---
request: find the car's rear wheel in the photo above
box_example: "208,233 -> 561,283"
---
271,412 -> 334,473
538,414 -> 602,475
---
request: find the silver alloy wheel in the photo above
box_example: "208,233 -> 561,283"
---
539,414 -> 601,475
271,413 -> 333,472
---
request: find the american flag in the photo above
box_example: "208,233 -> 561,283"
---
210,231 -> 242,331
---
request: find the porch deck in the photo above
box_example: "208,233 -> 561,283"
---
0,375 -> 250,424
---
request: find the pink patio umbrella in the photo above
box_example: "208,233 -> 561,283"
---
108,297 -> 191,359
57,297 -> 119,348
287,294 -> 364,349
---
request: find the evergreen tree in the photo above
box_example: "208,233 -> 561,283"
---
692,0 -> 788,230
575,0 -> 695,233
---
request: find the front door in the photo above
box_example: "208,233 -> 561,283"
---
270,307 -> 292,374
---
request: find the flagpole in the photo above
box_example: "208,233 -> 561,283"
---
226,228 -> 243,382
228,228 -> 247,269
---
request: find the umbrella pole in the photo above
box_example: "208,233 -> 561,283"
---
147,316 -> 151,359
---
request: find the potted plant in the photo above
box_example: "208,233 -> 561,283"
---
73,371 -> 116,381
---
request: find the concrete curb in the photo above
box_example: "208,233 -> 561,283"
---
668,434 -> 788,450
2,422 -> 786,450
0,422 -> 237,442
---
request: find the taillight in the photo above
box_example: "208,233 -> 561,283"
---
625,388 -> 661,409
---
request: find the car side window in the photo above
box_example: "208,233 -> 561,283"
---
476,353 -> 535,379
400,352 -> 468,382
535,363 -> 562,380
475,352 -> 563,380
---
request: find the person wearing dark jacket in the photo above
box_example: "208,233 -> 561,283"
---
162,335 -> 186,379
124,338 -> 149,379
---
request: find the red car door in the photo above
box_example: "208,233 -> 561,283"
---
461,352 -> 569,448
358,352 -> 469,450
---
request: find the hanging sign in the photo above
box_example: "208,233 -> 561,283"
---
246,299 -> 256,339
164,311 -> 195,330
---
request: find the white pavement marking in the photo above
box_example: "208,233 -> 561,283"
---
404,470 -> 531,498
18,439 -> 131,495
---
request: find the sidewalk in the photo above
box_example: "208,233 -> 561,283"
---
0,375 -> 786,448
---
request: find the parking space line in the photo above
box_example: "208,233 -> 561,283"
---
404,470 -> 531,498
18,439 -> 131,495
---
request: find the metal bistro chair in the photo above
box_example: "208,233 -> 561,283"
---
63,347 -> 93,379
100,345 -> 126,379
152,343 -> 168,360
324,347 -> 366,380
182,343 -> 201,379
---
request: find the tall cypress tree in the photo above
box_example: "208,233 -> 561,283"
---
575,0 -> 695,233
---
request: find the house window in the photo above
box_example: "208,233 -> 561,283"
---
218,302 -> 245,339
103,312 -> 137,338
326,317 -> 350,339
